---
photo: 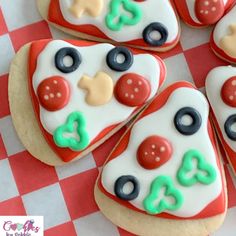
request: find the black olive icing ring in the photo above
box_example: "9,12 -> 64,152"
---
106,46 -> 134,72
225,114 -> 236,141
55,47 -> 82,74
143,22 -> 168,47
114,175 -> 140,201
174,107 -> 202,135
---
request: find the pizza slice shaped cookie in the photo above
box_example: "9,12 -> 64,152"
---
211,4 -> 236,64
37,0 -> 180,52
9,39 -> 165,166
206,66 -> 236,174
95,81 -> 226,236
174,0 -> 235,27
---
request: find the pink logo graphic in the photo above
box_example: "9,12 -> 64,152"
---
1,217 -> 42,236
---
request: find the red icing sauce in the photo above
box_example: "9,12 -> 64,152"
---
98,82 -> 226,220
37,76 -> 71,111
137,135 -> 172,170
115,73 -> 151,107
28,39 -> 166,162
195,0 -> 224,25
221,76 -> 236,107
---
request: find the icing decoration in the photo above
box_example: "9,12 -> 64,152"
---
195,0 -> 224,25
55,47 -> 82,74
177,150 -> 217,186
48,0 -> 180,49
143,22 -> 168,46
174,107 -> 202,136
205,66 -> 236,173
114,73 -> 151,107
221,76 -> 236,107
78,72 -> 114,106
174,0 -> 234,27
37,76 -> 70,111
220,24 -> 236,59
105,0 -> 142,31
106,46 -> 133,72
224,114 -> 236,141
143,176 -> 183,215
114,175 -> 140,201
53,111 -> 89,151
99,82 -> 225,219
137,135 -> 172,170
211,4 -> 236,64
29,39 -> 166,162
69,0 -> 104,18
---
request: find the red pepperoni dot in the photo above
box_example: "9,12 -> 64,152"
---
137,135 -> 172,170
37,76 -> 70,111
221,76 -> 236,107
195,0 -> 224,25
115,73 -> 151,107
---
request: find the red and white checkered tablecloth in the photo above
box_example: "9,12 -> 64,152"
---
0,1 -> 236,236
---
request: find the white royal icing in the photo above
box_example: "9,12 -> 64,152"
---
101,87 -> 222,217
58,0 -> 179,43
206,66 -> 236,152
213,4 -> 236,49
187,0 -> 228,25
32,40 -> 161,142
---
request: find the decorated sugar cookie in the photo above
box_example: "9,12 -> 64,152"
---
8,39 -> 165,166
95,81 -> 226,236
37,0 -> 180,52
174,0 -> 235,27
206,66 -> 236,174
211,4 -> 236,64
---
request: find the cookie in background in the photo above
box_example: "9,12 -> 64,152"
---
206,66 -> 236,175
174,0 -> 236,28
37,0 -> 180,52
211,4 -> 236,64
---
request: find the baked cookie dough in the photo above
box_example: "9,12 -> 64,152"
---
8,39 -> 166,166
95,81 -> 227,236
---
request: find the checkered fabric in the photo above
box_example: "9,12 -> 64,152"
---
0,1 -> 236,235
